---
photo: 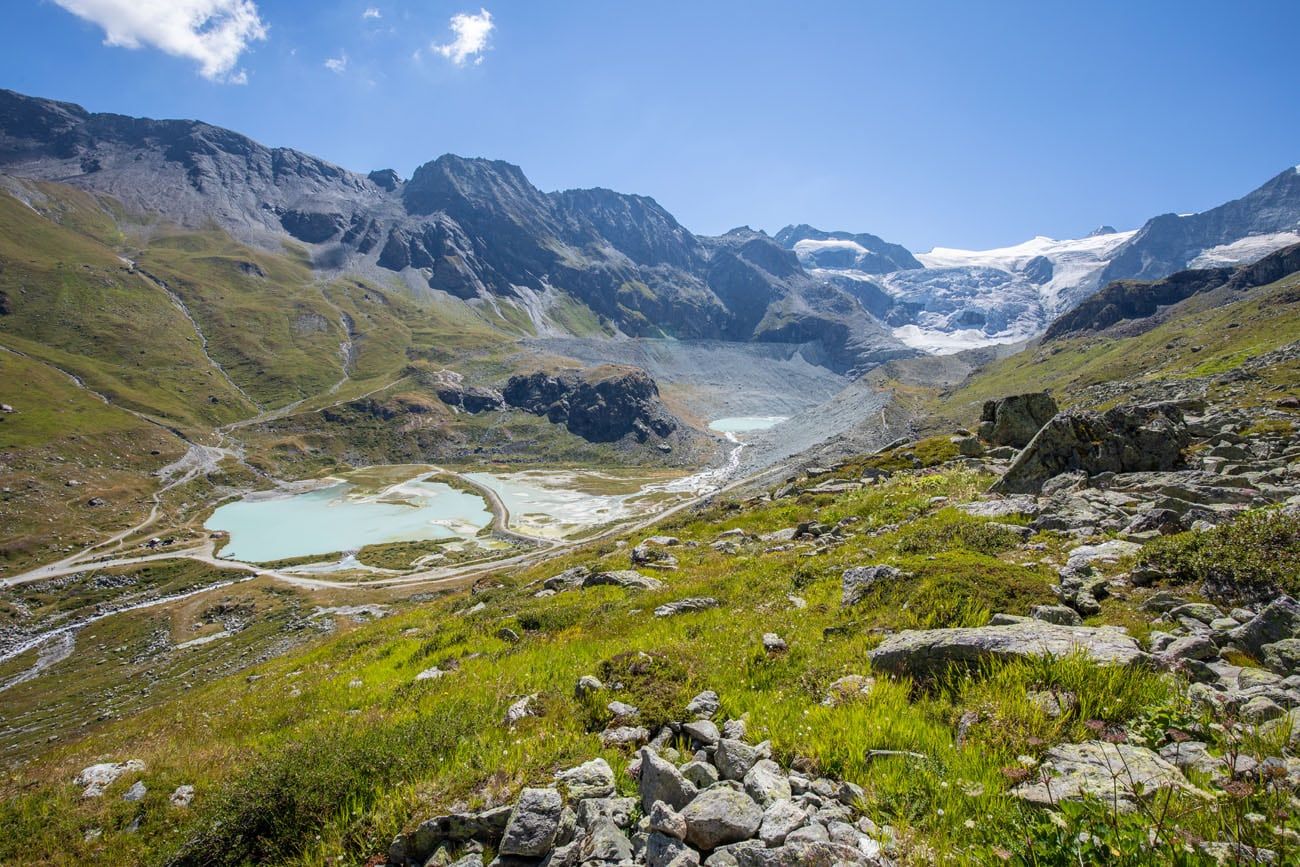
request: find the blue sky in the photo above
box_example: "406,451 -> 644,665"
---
2,1 -> 1298,250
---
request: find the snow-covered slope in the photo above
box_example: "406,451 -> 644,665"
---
875,230 -> 1136,353
778,167 -> 1300,356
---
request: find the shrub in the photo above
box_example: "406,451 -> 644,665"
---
1140,509 -> 1300,598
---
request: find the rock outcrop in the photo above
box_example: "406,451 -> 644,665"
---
992,403 -> 1189,494
503,367 -> 678,443
977,392 -> 1059,448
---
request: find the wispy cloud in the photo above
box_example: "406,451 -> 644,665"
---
50,0 -> 267,83
324,52 -> 348,74
432,8 -> 493,66
362,7 -> 381,19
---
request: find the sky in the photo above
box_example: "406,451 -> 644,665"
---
1,1 -> 1298,251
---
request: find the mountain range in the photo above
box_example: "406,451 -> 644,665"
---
3,87 -> 1298,365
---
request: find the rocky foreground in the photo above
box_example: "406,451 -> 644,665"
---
389,689 -> 888,867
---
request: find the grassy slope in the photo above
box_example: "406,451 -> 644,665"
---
2,466 -> 1229,866
0,187 -> 254,430
0,348 -> 184,567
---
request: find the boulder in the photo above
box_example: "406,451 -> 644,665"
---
680,787 -> 764,850
555,758 -> 615,800
978,392 -> 1060,448
655,598 -> 720,617
649,801 -> 688,841
716,738 -> 770,781
1011,741 -> 1203,810
1030,605 -> 1083,627
584,570 -> 666,591
867,621 -> 1149,679
841,565 -> 903,607
498,788 -> 563,857
1262,638 -> 1300,676
758,799 -> 808,846
74,760 -> 145,798
743,759 -> 791,807
686,690 -> 721,719
638,747 -> 698,812
993,403 -> 1189,494
1230,597 -> 1300,658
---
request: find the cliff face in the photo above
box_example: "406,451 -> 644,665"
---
503,367 -> 677,443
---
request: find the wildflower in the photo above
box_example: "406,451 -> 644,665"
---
1049,812 -> 1069,830
963,819 -> 975,830
1000,766 -> 1031,784
1085,719 -> 1106,734
1245,812 -> 1265,824
1017,754 -> 1037,766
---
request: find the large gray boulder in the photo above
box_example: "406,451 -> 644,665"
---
680,787 -> 763,850
978,392 -> 1059,448
992,403 -> 1189,494
1011,742 -> 1203,809
867,621 -> 1149,679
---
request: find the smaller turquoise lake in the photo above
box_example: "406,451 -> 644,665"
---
708,416 -> 789,433
205,479 -> 492,563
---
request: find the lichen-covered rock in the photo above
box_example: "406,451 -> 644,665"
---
498,788 -> 563,857
555,758 -> 615,799
638,747 -> 698,812
867,621 -> 1148,679
680,787 -> 763,850
841,565 -> 903,607
1231,597 -> 1300,659
655,598 -> 720,618
1012,741 -> 1203,809
584,570 -> 666,591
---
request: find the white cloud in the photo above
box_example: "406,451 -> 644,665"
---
324,53 -> 348,74
51,0 -> 267,83
362,7 -> 381,19
432,8 -> 493,66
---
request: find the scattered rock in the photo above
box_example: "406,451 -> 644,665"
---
74,760 -> 145,798
841,565 -> 903,607
655,598 -> 720,618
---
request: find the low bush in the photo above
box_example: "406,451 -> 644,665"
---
1140,509 -> 1300,598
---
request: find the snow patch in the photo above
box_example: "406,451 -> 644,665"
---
891,324 -> 1032,355
793,238 -> 873,257
1188,231 -> 1300,268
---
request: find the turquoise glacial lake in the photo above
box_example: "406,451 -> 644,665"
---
205,478 -> 492,563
